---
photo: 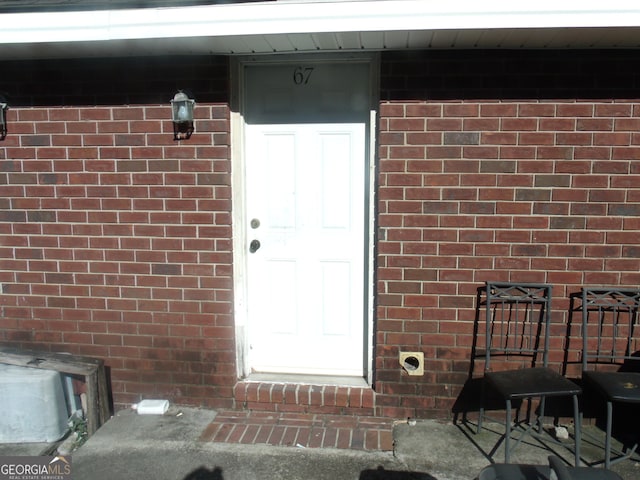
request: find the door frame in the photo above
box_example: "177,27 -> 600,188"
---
230,53 -> 379,384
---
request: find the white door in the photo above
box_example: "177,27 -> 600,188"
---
243,61 -> 370,376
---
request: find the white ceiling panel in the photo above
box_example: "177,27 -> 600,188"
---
264,34 -> 296,52
336,32 -> 362,50
428,30 -> 460,49
473,29 -> 511,49
498,29 -> 545,49
406,30 -> 434,50
453,30 -> 485,49
359,31 -> 384,50
286,33 -> 318,52
310,32 -> 339,51
383,31 -> 409,50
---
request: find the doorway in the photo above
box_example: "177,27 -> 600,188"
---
234,56 -> 376,380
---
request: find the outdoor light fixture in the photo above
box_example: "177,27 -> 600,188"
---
0,100 -> 8,141
171,90 -> 195,140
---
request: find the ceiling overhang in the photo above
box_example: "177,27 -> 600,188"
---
1,0 -> 640,60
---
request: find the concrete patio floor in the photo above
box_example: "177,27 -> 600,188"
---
1,407 -> 638,479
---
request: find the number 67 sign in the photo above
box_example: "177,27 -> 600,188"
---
292,66 -> 314,85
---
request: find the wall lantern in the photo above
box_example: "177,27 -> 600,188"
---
171,91 -> 195,141
0,100 -> 7,141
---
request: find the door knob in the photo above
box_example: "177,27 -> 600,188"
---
249,239 -> 261,253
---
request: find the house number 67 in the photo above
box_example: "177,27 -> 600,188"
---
293,66 -> 314,85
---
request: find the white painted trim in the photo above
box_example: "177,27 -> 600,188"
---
245,373 -> 369,388
230,59 -> 249,379
365,57 -> 379,387
1,1 -> 640,44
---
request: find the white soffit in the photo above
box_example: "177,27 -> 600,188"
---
1,0 -> 640,59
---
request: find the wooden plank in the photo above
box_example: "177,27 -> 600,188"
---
96,365 -> 110,426
0,347 -> 101,375
83,370 -> 100,436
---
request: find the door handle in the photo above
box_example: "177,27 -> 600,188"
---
249,239 -> 261,253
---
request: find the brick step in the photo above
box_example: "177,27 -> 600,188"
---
234,381 -> 376,415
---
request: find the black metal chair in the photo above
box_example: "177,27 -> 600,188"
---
478,282 -> 582,465
579,287 -> 640,469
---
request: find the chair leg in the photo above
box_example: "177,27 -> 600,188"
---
505,399 -> 512,463
605,400 -> 613,469
572,394 -> 581,467
538,396 -> 546,434
478,379 -> 485,434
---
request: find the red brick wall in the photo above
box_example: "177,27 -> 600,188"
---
0,56 -> 235,409
375,50 -> 640,418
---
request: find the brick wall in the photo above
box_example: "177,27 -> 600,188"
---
375,50 -> 640,418
0,56 -> 235,409
2,50 -> 640,419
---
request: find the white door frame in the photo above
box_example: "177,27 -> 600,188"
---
230,53 -> 379,384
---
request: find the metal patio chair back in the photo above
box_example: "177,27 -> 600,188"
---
580,287 -> 640,469
484,283 -> 550,372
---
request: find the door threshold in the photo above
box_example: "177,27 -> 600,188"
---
245,373 -> 368,387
